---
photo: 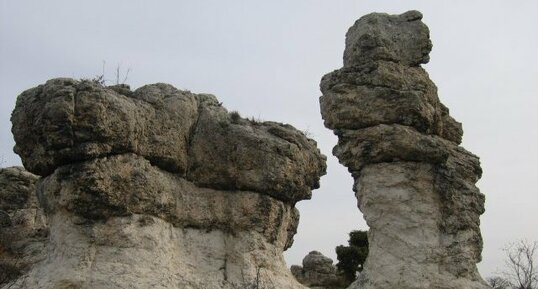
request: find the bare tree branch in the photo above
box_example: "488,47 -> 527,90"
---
487,276 -> 511,289
502,240 -> 538,289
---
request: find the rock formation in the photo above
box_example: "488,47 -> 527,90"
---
5,78 -> 326,289
320,11 -> 489,289
291,251 -> 346,289
0,167 -> 47,285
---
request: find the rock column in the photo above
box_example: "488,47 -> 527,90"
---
320,11 -> 489,289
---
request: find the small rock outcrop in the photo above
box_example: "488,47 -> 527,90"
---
291,251 -> 346,289
0,167 -> 47,286
320,11 -> 489,289
6,78 -> 326,289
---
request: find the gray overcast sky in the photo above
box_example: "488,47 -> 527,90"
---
1,0 -> 537,278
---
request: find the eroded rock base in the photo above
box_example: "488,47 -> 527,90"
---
9,213 -> 302,289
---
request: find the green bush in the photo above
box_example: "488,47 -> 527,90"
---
335,230 -> 369,284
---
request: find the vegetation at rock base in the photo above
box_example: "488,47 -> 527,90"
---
335,230 -> 369,285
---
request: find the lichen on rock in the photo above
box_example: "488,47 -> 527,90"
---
320,10 -> 489,289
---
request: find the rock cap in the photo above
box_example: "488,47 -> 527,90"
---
344,10 -> 432,67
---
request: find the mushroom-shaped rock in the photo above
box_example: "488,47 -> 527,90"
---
8,79 -> 326,289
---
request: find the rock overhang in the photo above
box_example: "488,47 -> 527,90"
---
11,78 -> 327,204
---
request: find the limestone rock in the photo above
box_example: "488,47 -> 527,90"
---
0,167 -> 47,286
291,251 -> 346,289
343,10 -> 431,67
320,11 -> 462,144
12,79 -> 325,203
188,107 -> 325,203
1,167 -> 39,211
320,11 -> 489,289
6,79 -> 326,289
37,154 -> 299,250
11,79 -> 198,176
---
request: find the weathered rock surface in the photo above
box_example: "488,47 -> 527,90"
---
291,251 -> 346,289
320,10 -> 462,144
12,79 -> 324,203
0,167 -> 47,286
5,79 -> 326,289
320,11 -> 489,289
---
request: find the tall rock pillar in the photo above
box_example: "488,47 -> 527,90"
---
320,11 -> 489,289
